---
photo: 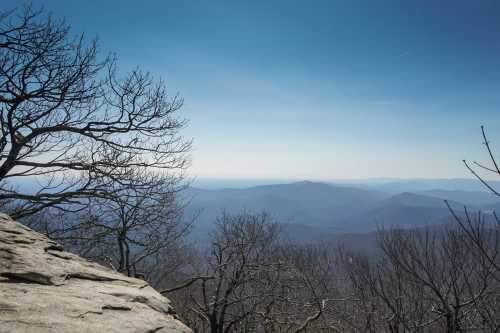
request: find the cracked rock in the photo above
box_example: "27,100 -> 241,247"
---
0,213 -> 191,333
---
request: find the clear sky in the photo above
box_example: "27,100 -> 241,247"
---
3,0 -> 500,180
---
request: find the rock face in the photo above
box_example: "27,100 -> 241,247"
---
0,213 -> 191,333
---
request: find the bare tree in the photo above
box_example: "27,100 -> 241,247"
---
0,5 -> 190,218
445,126 -> 500,331
337,222 -> 500,333
170,212 -> 282,333
253,243 -> 342,333
36,170 -> 192,279
450,126 -> 500,279
164,213 -> 346,333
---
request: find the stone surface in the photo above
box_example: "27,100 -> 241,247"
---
0,213 -> 191,333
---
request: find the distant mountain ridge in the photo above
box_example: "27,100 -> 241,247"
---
183,181 -> 388,230
415,189 -> 500,206
334,178 -> 500,193
7,177 -> 500,241
183,180 -> 500,240
341,192 -> 465,232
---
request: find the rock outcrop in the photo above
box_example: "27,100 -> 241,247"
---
0,213 -> 191,333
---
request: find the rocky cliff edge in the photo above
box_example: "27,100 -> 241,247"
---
0,213 -> 191,333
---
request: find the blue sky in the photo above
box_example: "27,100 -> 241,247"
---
3,0 -> 500,180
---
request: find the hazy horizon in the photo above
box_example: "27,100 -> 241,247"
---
190,176 -> 492,190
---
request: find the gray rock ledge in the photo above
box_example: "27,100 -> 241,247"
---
0,213 -> 191,333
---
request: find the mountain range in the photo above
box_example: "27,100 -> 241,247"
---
182,180 -> 500,243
